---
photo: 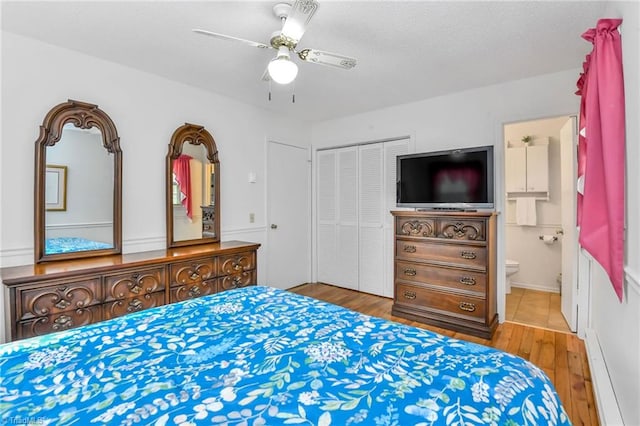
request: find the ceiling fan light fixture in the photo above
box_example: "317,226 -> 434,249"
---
268,46 -> 298,85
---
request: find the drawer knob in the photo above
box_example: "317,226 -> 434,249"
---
460,251 -> 477,260
459,302 -> 476,312
233,263 -> 242,271
190,272 -> 200,280
52,314 -> 73,330
403,290 -> 417,300
127,299 -> 143,312
403,268 -> 417,277
403,245 -> 417,253
188,285 -> 202,298
459,277 -> 477,286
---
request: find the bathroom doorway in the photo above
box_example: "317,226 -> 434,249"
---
503,115 -> 578,333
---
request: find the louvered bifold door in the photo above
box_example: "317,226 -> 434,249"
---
358,143 -> 385,296
317,150 -> 338,285
336,147 -> 359,290
383,139 -> 410,297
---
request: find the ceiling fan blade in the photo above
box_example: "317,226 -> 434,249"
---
192,29 -> 272,49
281,0 -> 319,43
298,49 -> 357,70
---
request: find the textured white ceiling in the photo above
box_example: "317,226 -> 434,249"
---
1,1 -> 607,122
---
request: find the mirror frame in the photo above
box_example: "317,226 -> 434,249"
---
166,123 -> 220,248
34,99 -> 122,263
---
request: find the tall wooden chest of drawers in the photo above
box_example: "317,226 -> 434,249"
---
2,241 -> 259,341
391,211 -> 498,338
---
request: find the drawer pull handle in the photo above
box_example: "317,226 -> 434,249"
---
127,299 -> 143,312
53,315 -> 73,330
403,291 -> 417,300
460,251 -> 477,260
188,286 -> 202,298
459,302 -> 476,312
403,245 -> 417,253
459,277 -> 476,286
403,268 -> 417,276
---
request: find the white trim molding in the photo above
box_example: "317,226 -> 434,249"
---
123,236 -> 165,254
584,328 -> 624,426
221,226 -> 266,238
0,247 -> 33,268
624,266 -> 640,296
45,221 -> 112,230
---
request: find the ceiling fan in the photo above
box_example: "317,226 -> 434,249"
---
193,0 -> 357,85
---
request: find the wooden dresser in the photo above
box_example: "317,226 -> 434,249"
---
1,241 -> 259,341
391,211 -> 498,338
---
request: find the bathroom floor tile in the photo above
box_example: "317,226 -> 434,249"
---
506,287 -> 571,333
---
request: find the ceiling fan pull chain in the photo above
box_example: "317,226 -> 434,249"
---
268,80 -> 272,101
292,93 -> 295,103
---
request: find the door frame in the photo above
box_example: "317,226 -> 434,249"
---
265,139 -> 312,286
497,113 -> 588,336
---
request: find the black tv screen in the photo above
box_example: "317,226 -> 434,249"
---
397,145 -> 494,209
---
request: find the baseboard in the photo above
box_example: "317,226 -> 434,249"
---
510,281 -> 560,293
584,328 -> 624,425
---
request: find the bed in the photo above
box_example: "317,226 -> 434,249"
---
45,237 -> 113,255
0,286 -> 569,425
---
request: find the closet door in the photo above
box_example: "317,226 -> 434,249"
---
382,140 -> 410,297
336,147 -> 359,290
317,150 -> 337,285
358,144 -> 384,295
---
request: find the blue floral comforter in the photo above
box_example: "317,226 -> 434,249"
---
0,286 -> 570,425
45,237 -> 112,254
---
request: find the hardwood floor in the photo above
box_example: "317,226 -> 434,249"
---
506,287 -> 571,333
290,283 -> 599,426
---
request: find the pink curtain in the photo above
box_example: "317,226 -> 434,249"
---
575,18 -> 625,301
174,154 -> 193,219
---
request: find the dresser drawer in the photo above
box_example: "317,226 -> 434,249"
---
395,217 -> 437,237
104,267 -> 165,301
218,270 -> 256,292
17,277 -> 102,320
103,292 -> 165,320
17,306 -> 102,339
170,279 -> 217,303
395,283 -> 486,321
395,240 -> 487,270
169,257 -> 216,286
396,261 -> 486,294
437,218 -> 486,241
219,252 -> 256,275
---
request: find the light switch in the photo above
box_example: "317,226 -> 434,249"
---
249,213 -> 255,223
248,172 -> 257,183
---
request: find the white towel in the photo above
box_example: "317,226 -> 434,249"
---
516,197 -> 537,226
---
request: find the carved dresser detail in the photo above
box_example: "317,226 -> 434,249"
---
391,211 -> 498,338
2,241 -> 260,341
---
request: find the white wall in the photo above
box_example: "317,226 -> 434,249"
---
312,68 -> 580,325
0,32 -> 309,341
504,117 -> 569,292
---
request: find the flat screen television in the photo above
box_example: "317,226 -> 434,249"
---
397,145 -> 494,210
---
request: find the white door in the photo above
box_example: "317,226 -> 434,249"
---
560,117 -> 578,331
317,150 -> 338,285
358,143 -> 384,295
526,145 -> 550,192
267,141 -> 310,289
336,147 -> 359,290
383,140 -> 410,297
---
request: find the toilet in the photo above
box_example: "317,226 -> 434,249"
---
505,259 -> 520,294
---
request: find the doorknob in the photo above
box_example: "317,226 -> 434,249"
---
271,224 -> 278,229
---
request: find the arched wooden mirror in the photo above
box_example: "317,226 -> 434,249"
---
166,123 -> 220,248
34,99 -> 122,263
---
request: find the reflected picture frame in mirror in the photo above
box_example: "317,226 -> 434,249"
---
166,123 -> 220,248
34,99 -> 122,263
